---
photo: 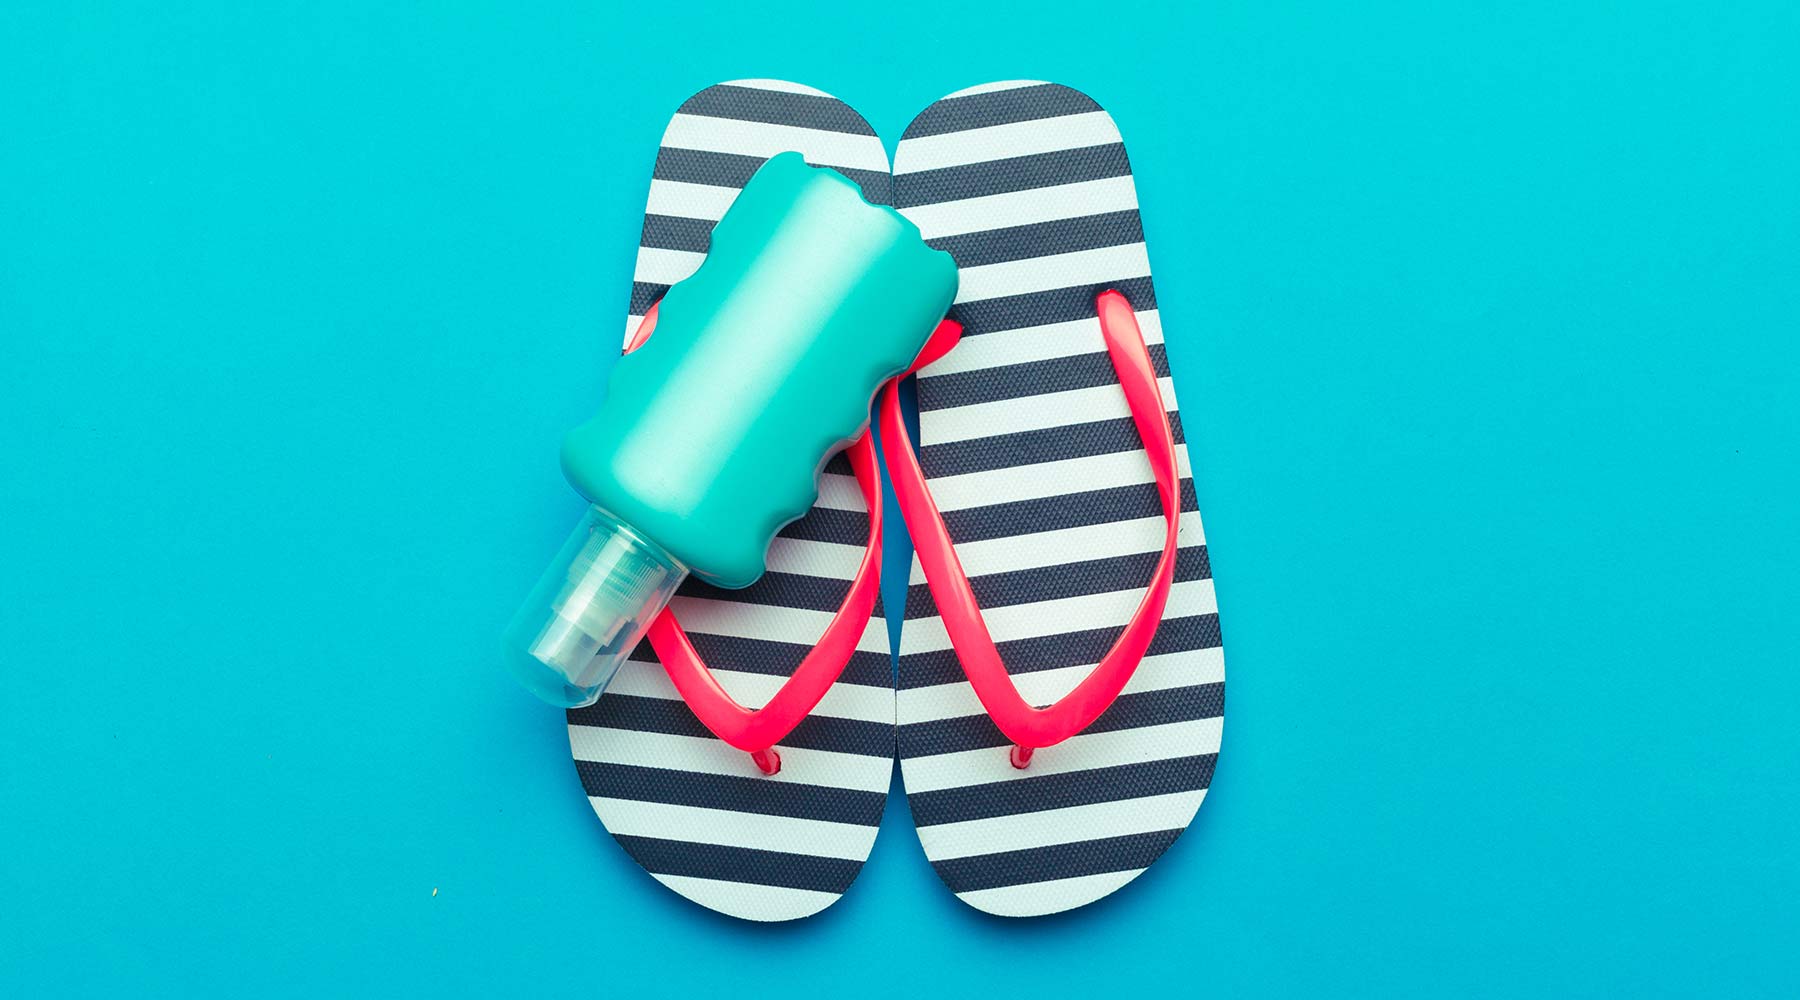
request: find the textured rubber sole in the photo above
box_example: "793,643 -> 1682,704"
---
891,81 -> 1225,918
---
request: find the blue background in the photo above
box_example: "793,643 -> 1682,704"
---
3,3 -> 1796,996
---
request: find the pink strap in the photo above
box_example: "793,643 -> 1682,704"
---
644,433 -> 884,776
880,291 -> 1180,765
621,303 -> 933,776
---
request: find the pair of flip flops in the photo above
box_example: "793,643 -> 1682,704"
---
565,80 -> 1224,921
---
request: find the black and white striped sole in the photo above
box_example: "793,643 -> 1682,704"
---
566,80 -> 894,923
891,82 -> 1225,917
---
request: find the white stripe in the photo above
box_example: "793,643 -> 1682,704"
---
954,869 -> 1145,918
953,242 -> 1150,304
665,595 -> 889,654
765,535 -> 864,580
944,80 -> 1047,98
650,874 -> 840,922
723,78 -> 832,97
569,726 -> 893,792
633,246 -> 706,287
898,578 -> 1217,653
917,790 -> 1204,860
920,443 -> 1190,512
905,511 -> 1203,584
900,717 -> 1222,793
919,375 -> 1176,444
920,310 -> 1164,376
592,798 -> 878,860
893,111 -> 1121,174
644,178 -> 739,221
621,313 -> 645,350
607,658 -> 894,722
812,471 -> 866,512
660,115 -> 889,172
900,176 -> 1139,240
898,646 -> 1225,725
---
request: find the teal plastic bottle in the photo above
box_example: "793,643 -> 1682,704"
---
506,153 -> 958,706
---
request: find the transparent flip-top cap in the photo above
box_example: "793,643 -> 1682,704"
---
504,506 -> 688,707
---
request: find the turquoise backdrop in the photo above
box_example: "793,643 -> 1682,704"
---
3,3 -> 1796,996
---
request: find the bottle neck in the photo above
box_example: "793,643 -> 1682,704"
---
505,506 -> 687,707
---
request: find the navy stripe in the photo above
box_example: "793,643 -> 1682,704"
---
918,343 -> 1170,410
847,168 -> 890,206
898,614 -> 1221,689
928,211 -> 1143,270
650,147 -> 888,205
677,85 -> 877,136
918,410 -> 1186,479
901,84 -> 1102,140
568,694 -> 892,756
629,281 -> 670,316
906,754 -> 1216,826
822,452 -> 855,476
575,761 -> 884,825
893,144 -> 1131,209
615,835 -> 863,893
774,505 -> 870,545
898,683 -> 1225,758
946,275 -> 1157,338
683,570 -> 855,614
903,545 -> 1211,619
939,480 -> 1199,547
933,829 -> 1182,893
639,214 -> 715,254
651,147 -> 761,188
568,694 -> 712,740
627,633 -> 892,688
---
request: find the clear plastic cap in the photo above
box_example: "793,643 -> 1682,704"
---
504,506 -> 688,707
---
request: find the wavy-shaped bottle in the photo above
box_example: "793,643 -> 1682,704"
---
506,153 -> 958,706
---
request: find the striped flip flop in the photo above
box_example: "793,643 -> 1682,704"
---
884,82 -> 1226,917
565,81 -> 896,922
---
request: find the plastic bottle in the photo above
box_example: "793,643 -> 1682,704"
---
505,152 -> 957,706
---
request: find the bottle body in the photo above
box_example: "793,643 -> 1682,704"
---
561,152 -> 957,587
507,153 -> 957,706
